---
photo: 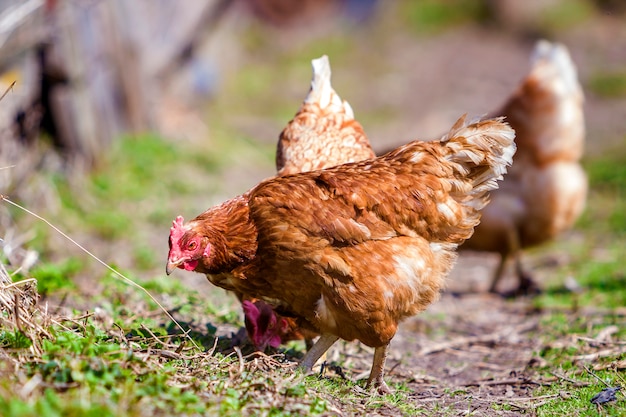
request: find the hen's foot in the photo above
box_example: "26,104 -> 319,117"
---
319,361 -> 348,380
499,275 -> 542,298
366,379 -> 392,395
365,345 -> 392,395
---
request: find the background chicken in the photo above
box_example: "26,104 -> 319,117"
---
166,116 -> 515,393
246,54 -> 374,350
276,55 -> 375,176
461,40 -> 587,295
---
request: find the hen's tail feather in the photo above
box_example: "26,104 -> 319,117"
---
441,115 -> 516,211
531,40 -> 581,98
305,55 -> 354,119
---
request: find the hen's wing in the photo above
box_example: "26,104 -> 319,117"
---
276,55 -> 375,176
258,117 -> 514,248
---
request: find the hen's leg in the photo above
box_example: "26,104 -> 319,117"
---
489,228 -> 521,294
513,254 -> 541,296
488,254 -> 508,293
304,337 -> 315,351
366,344 -> 391,394
299,333 -> 338,371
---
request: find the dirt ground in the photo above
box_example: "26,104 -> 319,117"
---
366,294 -> 541,415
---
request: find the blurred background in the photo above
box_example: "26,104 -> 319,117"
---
0,0 -> 625,297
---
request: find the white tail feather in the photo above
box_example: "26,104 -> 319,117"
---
531,40 -> 582,99
305,55 -> 354,118
442,116 -> 516,209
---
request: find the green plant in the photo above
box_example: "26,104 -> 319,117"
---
27,258 -> 80,295
588,72 -> 626,99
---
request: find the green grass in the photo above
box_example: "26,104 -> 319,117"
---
532,312 -> 626,416
533,0 -> 596,34
399,0 -> 489,34
26,258 -> 80,296
0,273 -> 332,417
526,148 -> 626,416
588,71 -> 626,99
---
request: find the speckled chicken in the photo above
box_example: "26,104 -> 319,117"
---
461,40 -> 587,295
276,55 -> 375,176
166,115 -> 515,393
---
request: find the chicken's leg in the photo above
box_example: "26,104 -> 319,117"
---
491,248 -> 541,297
366,344 -> 391,394
489,254 -> 509,293
489,228 -> 522,294
299,333 -> 338,371
513,253 -> 541,296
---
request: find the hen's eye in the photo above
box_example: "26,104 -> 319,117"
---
188,241 -> 197,250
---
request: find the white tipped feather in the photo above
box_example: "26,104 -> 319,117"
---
531,40 -> 582,98
305,55 -> 354,117
442,116 -> 517,207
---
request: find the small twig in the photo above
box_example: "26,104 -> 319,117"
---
112,322 -> 129,346
577,335 -> 626,346
175,340 -> 186,354
464,377 -> 543,387
418,320 -> 537,356
551,371 -> 591,387
234,346 -> 244,375
18,374 -> 42,399
471,393 -> 560,404
583,364 -> 611,388
242,350 -> 293,369
149,349 -> 182,360
574,347 -> 626,362
0,80 -> 15,102
71,312 -> 95,321
1,278 -> 37,289
13,292 -> 24,332
206,336 -> 219,357
140,323 -> 174,348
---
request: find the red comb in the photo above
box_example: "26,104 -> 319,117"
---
170,215 -> 186,244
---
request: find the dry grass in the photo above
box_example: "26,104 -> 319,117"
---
0,261 -> 47,355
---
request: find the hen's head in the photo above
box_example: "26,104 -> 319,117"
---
166,216 -> 210,274
243,300 -> 289,351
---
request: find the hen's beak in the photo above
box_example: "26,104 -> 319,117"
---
166,259 -> 183,275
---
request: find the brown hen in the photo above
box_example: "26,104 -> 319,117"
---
461,40 -> 587,295
166,116 -> 515,393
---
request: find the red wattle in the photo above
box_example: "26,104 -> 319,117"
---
184,260 -> 198,271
